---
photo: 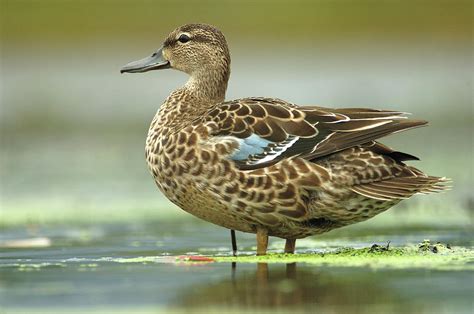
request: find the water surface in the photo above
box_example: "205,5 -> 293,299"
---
1,221 -> 473,313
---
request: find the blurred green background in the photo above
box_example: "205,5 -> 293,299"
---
1,0 -> 472,227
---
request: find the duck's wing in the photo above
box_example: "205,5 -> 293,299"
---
202,97 -> 427,170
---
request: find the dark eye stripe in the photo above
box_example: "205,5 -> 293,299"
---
178,34 -> 190,43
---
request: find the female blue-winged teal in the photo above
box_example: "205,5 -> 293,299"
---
121,24 -> 448,255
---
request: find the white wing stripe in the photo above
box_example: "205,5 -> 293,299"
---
250,136 -> 300,164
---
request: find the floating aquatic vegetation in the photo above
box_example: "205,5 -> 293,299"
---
88,242 -> 474,271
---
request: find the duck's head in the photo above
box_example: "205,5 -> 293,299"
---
121,23 -> 230,79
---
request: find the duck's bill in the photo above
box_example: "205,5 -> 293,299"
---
120,47 -> 170,73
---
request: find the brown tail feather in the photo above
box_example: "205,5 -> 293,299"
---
351,175 -> 450,201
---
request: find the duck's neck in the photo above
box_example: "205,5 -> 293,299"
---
154,66 -> 230,131
184,66 -> 230,103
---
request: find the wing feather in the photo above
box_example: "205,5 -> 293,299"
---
201,97 -> 427,169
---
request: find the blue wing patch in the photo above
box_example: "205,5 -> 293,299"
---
228,134 -> 300,166
229,134 -> 272,161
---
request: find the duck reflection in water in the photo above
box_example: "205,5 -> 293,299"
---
174,262 -> 419,312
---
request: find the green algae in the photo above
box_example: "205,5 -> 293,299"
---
212,243 -> 474,271
89,241 -> 474,271
6,241 -> 473,272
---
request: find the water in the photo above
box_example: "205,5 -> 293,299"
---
1,221 -> 473,313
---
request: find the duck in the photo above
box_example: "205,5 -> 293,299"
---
121,23 -> 448,255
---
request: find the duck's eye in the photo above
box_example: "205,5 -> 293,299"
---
178,34 -> 190,43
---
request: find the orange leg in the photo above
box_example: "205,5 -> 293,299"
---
284,239 -> 296,254
256,226 -> 268,255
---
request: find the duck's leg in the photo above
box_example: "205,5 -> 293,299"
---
256,226 -> 268,255
230,229 -> 237,256
284,239 -> 296,254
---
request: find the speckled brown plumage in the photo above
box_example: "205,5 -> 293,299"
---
122,23 -> 449,254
